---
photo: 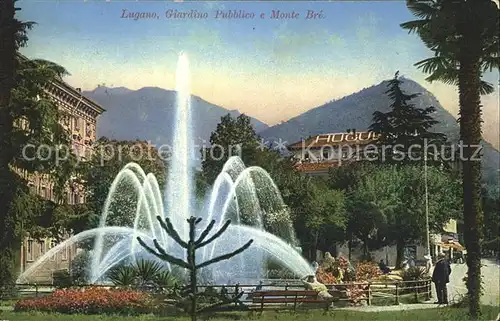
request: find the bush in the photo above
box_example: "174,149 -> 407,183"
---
107,259 -> 181,289
400,267 -> 427,282
355,261 -> 382,281
70,250 -> 91,285
400,267 -> 428,295
52,270 -> 72,288
14,287 -> 153,315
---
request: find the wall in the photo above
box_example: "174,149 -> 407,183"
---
16,80 -> 103,283
335,243 -> 428,267
20,237 -> 77,283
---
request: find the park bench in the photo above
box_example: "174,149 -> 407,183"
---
249,290 -> 333,312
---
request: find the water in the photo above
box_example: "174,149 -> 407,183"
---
16,52 -> 314,285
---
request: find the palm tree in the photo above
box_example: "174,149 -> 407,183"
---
401,0 -> 499,318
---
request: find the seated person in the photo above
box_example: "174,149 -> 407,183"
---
378,259 -> 391,274
301,275 -> 334,302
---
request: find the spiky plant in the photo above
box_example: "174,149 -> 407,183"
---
107,265 -> 136,287
133,259 -> 163,286
137,216 -> 253,321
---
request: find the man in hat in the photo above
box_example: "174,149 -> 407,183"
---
432,253 -> 452,304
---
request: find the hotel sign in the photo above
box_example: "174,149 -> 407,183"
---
314,131 -> 379,144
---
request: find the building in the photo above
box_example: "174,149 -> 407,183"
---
288,131 -> 460,265
288,131 -> 380,176
16,64 -> 105,283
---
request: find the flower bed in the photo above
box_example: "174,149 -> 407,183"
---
316,256 -> 383,306
14,287 -> 153,315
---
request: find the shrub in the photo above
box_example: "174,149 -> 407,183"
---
355,261 -> 381,281
106,259 -> 181,289
52,269 -> 72,288
107,265 -> 138,287
14,287 -> 153,315
400,267 -> 427,282
400,267 -> 428,295
70,250 -> 91,285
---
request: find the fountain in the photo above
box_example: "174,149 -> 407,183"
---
17,52 -> 314,285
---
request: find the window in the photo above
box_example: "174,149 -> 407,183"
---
304,152 -> 310,161
61,245 -> 68,261
342,151 -> 349,159
50,240 -> 57,261
74,118 -> 81,131
27,239 -> 34,262
39,240 -> 45,257
74,193 -> 81,204
86,122 -> 92,137
322,150 -> 329,160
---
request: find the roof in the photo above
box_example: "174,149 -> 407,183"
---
17,53 -> 105,115
52,79 -> 105,115
294,161 -> 341,173
288,131 -> 380,150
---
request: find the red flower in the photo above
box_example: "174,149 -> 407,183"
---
14,287 -> 152,315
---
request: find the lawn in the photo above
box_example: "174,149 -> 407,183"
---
0,306 -> 499,321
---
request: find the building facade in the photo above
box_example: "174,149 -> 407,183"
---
18,75 -> 105,283
288,131 -> 459,265
288,131 -> 380,175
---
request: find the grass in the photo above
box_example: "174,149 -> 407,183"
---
0,306 -> 499,321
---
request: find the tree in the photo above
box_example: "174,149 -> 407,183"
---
201,114 -> 260,184
292,178 -> 347,260
481,190 -> 499,253
369,71 -> 447,164
346,166 -> 399,259
329,163 -> 389,259
137,216 -> 252,321
331,163 -> 462,267
201,114 -> 349,261
401,0 -> 499,316
0,3 -> 79,286
387,165 -> 461,267
80,138 -> 167,233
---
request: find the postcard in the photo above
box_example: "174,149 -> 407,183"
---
1,0 -> 498,319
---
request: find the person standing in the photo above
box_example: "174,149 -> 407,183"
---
424,254 -> 433,274
432,253 -> 452,304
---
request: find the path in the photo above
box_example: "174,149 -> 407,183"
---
339,302 -> 438,312
447,259 -> 499,306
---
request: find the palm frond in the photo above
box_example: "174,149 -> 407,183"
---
407,1 -> 438,19
480,55 -> 500,72
400,19 -> 430,34
414,56 -> 456,75
479,81 -> 495,95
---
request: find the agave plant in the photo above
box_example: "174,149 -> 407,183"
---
133,259 -> 163,286
154,270 -> 179,287
107,265 -> 137,287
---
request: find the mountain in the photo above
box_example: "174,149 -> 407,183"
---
258,77 -> 499,187
83,86 -> 269,146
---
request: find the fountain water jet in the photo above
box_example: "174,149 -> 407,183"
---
17,52 -> 313,285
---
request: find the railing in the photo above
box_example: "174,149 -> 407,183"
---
1,279 -> 432,308
325,279 -> 432,306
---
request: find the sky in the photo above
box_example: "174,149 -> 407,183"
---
18,0 -> 499,147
